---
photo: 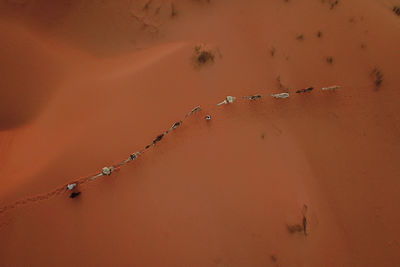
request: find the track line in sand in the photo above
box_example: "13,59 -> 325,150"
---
0,86 -> 341,217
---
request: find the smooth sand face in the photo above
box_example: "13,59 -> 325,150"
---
0,22 -> 63,130
1,0 -> 400,266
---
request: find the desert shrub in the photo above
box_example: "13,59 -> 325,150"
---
193,44 -> 215,67
170,3 -> 178,17
330,0 -> 339,9
371,67 -> 384,88
296,34 -> 304,40
270,46 -> 276,57
393,6 -> 400,16
270,255 -> 278,262
287,224 -> 303,233
321,0 -> 339,9
197,51 -> 214,64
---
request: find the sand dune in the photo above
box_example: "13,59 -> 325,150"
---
1,0 -> 400,266
0,21 -> 64,130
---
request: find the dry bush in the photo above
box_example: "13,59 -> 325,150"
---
296,34 -> 304,41
193,44 -> 216,67
270,46 -> 276,57
371,67 -> 384,88
321,0 -> 339,9
170,3 -> 178,17
270,254 -> 278,262
393,6 -> 400,16
287,224 -> 303,234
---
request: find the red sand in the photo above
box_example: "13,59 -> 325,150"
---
1,0 -> 400,266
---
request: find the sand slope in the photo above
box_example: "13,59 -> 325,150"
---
0,0 -> 399,266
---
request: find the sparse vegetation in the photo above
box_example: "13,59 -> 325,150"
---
270,46 -> 276,57
326,56 -> 333,64
296,34 -> 304,41
170,3 -> 178,17
393,5 -> 400,16
371,67 -> 384,88
143,0 -> 151,10
287,224 -> 303,234
330,0 -> 339,9
197,50 -> 214,64
193,44 -> 215,67
321,0 -> 339,10
302,205 -> 308,236
270,255 -> 278,262
288,205 -> 308,235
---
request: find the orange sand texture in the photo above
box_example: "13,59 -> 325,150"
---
1,0 -> 400,266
